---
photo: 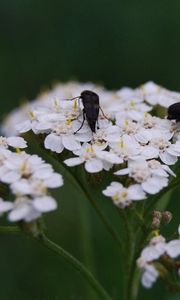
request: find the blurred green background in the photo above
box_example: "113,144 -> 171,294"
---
1,0 -> 180,299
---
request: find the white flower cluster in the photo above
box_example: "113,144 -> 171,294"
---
137,227 -> 180,288
0,136 -> 63,222
2,81 -> 180,208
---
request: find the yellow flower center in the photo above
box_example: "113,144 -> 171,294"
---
66,119 -> 72,126
119,138 -> 124,148
29,111 -> 36,120
73,100 -> 77,109
54,98 -> 59,109
130,100 -> 135,108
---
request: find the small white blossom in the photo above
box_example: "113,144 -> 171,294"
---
115,159 -> 174,194
0,136 -> 27,149
64,143 -> 123,173
138,226 -> 180,289
102,181 -> 146,208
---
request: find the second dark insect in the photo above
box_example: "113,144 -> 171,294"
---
167,102 -> 180,122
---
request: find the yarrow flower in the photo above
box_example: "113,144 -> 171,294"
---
2,80 -> 180,209
0,136 -> 63,222
137,227 -> 180,288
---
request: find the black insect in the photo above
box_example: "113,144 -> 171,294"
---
167,102 -> 180,122
66,90 -> 107,133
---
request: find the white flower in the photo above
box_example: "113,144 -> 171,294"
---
140,81 -> 179,108
141,265 -> 159,289
0,198 -> 13,214
137,227 -> 180,289
44,119 -> 92,153
8,195 -> 57,222
140,130 -> 180,165
115,98 -> 151,123
165,240 -> 180,258
102,181 -> 146,208
92,124 -> 121,144
64,143 -> 123,173
115,159 -> 174,194
11,173 -> 63,196
0,136 -> 27,149
110,134 -> 141,161
0,142 -> 64,223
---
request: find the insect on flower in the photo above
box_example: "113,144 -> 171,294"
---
167,102 -> 180,122
65,90 -> 107,133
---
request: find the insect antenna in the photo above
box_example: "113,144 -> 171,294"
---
62,96 -> 81,101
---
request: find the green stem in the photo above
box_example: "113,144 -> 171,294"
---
37,234 -> 112,300
0,226 -> 20,233
56,161 -> 124,252
74,173 -> 124,252
120,211 -> 134,300
0,226 -> 112,300
30,138 -> 124,252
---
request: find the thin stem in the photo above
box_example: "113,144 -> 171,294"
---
131,206 -> 148,233
56,161 -> 124,252
120,210 -> 134,300
0,226 -> 20,233
0,226 -> 112,300
74,173 -> 124,252
37,234 -> 112,300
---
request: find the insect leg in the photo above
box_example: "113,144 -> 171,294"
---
99,106 -> 110,120
74,109 -> 86,134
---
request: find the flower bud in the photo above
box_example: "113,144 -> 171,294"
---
162,211 -> 173,224
151,218 -> 161,230
152,210 -> 162,220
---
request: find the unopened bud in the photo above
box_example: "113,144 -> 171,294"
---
162,211 -> 173,224
152,210 -> 162,220
151,218 -> 161,230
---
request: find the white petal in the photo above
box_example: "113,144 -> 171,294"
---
11,179 -> 32,194
64,157 -> 84,167
114,168 -> 130,175
85,159 -> 103,173
141,146 -> 159,159
2,171 -> 21,184
162,165 -> 176,177
33,166 -> 53,179
103,182 -> 123,197
0,199 -> 13,213
33,196 -> 57,212
96,151 -> 123,164
141,244 -> 165,262
141,265 -> 159,289
142,177 -> 168,194
44,173 -> 64,188
8,204 -> 31,221
44,134 -> 64,153
62,135 -> 81,151
128,184 -> 146,200
159,151 -> 177,165
105,126 -> 121,142
135,129 -> 152,144
166,240 -> 180,258
7,137 -> 27,149
75,132 -> 92,142
15,120 -> 31,133
35,122 -> 52,131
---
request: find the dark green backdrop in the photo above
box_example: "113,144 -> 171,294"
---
1,1 -> 180,299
